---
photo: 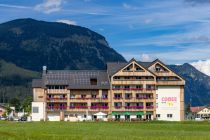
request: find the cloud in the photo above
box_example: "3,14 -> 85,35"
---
34,0 -> 63,14
56,19 -> 77,25
140,54 -> 154,62
122,3 -> 137,10
185,0 -> 210,5
191,60 -> 210,76
0,4 -> 31,9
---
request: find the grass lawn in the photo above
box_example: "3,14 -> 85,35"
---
0,121 -> 210,140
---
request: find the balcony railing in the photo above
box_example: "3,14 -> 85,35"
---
146,106 -> 154,109
69,97 -> 108,100
47,106 -> 67,110
90,106 -> 109,109
47,106 -> 109,110
112,88 -> 156,91
47,98 -> 67,101
125,106 -> 144,109
113,97 -> 154,100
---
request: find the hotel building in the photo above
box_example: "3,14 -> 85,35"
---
31,58 -> 185,121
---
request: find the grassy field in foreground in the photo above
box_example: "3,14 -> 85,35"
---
0,121 -> 210,140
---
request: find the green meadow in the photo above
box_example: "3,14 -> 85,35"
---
0,121 -> 210,140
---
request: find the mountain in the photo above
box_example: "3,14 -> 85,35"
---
0,18 -> 125,102
0,18 -> 125,71
0,60 -> 40,102
169,63 -> 210,106
0,18 -> 210,106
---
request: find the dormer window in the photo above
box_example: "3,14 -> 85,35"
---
90,78 -> 97,85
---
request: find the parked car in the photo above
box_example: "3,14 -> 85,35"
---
19,116 -> 27,121
0,117 -> 5,120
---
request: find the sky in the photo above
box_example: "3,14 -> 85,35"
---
1,0 -> 210,72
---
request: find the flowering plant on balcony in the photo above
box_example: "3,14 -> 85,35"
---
69,106 -> 75,109
76,106 -> 88,109
125,97 -> 133,100
135,106 -> 144,109
146,106 -> 154,109
131,88 -> 143,90
125,106 -> 133,109
114,106 -> 122,109
100,106 -> 108,109
90,106 -> 97,109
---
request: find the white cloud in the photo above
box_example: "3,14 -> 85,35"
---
191,60 -> 210,76
34,0 -> 63,14
0,4 -> 31,9
140,54 -> 154,62
56,19 -> 77,25
122,3 -> 137,10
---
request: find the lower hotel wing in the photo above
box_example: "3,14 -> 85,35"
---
31,58 -> 185,121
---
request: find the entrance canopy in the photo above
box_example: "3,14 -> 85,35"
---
94,112 -> 107,116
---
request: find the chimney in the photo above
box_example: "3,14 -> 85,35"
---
42,66 -> 47,76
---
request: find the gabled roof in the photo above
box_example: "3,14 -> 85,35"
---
33,70 -> 110,89
32,79 -> 43,88
190,106 -> 210,113
107,62 -> 127,76
148,59 -> 185,80
107,58 -> 155,76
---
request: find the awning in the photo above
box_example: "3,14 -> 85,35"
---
112,112 -> 144,115
136,112 -> 144,115
124,112 -> 130,115
112,112 -> 123,115
93,112 -> 107,116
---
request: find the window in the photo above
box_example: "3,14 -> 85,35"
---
136,85 -> 143,89
167,114 -> 173,118
114,102 -> 122,107
114,93 -> 122,99
113,85 -> 121,89
156,114 -> 160,118
125,93 -> 132,99
90,78 -> 97,85
102,94 -> 108,99
81,95 -> 86,99
114,76 -> 120,80
124,76 -> 130,79
156,94 -> 158,99
32,107 -> 39,113
91,94 -> 97,99
124,85 -> 130,89
70,94 -> 75,99
136,76 -> 142,80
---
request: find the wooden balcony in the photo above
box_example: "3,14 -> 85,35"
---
111,80 -> 156,85
112,106 -> 154,111
46,98 -> 67,102
47,89 -> 69,94
69,98 -> 110,102
157,80 -> 185,85
112,88 -> 156,93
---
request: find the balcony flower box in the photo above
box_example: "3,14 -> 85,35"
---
135,106 -> 144,109
114,106 -> 122,109
146,106 -> 154,109
76,106 -> 88,109
125,106 -> 133,109
91,106 -> 97,109
101,106 -> 108,109
69,106 -> 75,109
